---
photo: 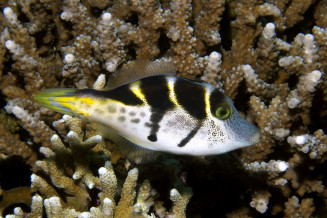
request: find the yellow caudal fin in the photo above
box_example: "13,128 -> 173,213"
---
34,88 -> 78,116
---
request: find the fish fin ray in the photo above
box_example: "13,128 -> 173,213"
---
95,123 -> 159,164
105,60 -> 176,90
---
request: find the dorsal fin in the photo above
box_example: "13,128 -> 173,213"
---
94,122 -> 159,164
105,60 -> 176,90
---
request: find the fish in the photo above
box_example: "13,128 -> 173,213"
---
34,61 -> 260,163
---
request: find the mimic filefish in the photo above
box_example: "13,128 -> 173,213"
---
35,61 -> 260,163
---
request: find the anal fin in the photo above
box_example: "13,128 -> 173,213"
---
95,123 -> 159,164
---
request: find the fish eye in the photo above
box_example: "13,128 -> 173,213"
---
215,105 -> 231,120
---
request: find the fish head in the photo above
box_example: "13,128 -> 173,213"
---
203,91 -> 260,154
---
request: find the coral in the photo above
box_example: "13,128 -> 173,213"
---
250,191 -> 271,214
32,115 -> 108,210
1,0 -> 327,217
163,0 -> 204,77
272,0 -> 314,30
288,129 -> 327,161
6,162 -> 191,217
5,98 -> 56,148
243,159 -> 289,179
129,0 -> 165,59
193,0 -> 225,47
0,186 -> 35,215
95,12 -> 125,73
3,6 -> 59,94
0,123 -> 37,166
284,196 -> 315,218
169,187 -> 193,218
114,168 -> 139,217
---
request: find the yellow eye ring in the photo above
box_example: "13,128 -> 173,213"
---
215,105 -> 231,120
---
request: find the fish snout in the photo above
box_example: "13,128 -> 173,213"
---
226,114 -> 261,147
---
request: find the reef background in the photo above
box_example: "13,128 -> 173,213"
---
0,0 -> 327,217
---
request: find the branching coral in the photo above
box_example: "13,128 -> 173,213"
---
193,0 -> 225,47
3,6 -> 59,94
5,98 -> 56,148
95,12 -> 125,73
7,160 -> 191,217
1,0 -> 327,217
163,0 -> 204,77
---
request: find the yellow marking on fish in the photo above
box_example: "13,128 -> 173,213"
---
167,77 -> 179,107
52,96 -> 96,117
130,81 -> 148,105
204,88 -> 212,118
79,96 -> 96,106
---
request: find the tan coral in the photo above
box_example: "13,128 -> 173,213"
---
29,115 -> 107,211
287,129 -> 327,161
273,0 -> 314,30
169,187 -> 193,218
284,196 -> 315,218
7,161 -> 192,217
129,0 -> 165,59
312,26 -> 327,72
163,0 -> 202,77
3,7 -> 59,93
0,186 -> 35,215
5,98 -> 55,148
242,95 -> 291,161
60,0 -> 96,37
254,23 -> 279,80
222,0 -> 280,71
114,168 -> 139,217
98,161 -> 118,204
0,124 -> 37,166
95,12 -> 126,73
193,0 -> 225,47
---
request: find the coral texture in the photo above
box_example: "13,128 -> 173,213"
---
0,0 -> 327,217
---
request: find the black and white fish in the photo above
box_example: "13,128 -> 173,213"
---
35,61 -> 260,163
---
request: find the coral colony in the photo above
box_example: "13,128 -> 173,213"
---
0,0 -> 327,217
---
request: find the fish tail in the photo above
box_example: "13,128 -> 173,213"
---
34,88 -> 78,116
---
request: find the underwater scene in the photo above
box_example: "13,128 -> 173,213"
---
0,0 -> 327,217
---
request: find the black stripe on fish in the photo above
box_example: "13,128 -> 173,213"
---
174,78 -> 207,120
140,76 -> 175,111
177,123 -> 202,147
146,109 -> 163,142
138,76 -> 175,142
209,89 -> 226,115
77,86 -> 143,106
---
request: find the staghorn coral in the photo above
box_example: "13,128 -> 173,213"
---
193,0 -> 225,47
95,12 -> 126,73
0,0 -> 327,217
0,186 -> 35,215
5,98 -> 56,148
31,114 -> 109,210
163,0 -> 205,77
6,160 -> 191,217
